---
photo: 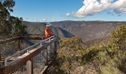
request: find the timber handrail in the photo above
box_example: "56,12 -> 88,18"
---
0,35 -> 45,44
4,36 -> 55,66
0,36 -> 57,74
0,37 -> 21,44
0,36 -> 45,61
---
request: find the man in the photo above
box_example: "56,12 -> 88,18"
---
44,24 -> 55,39
44,24 -> 55,63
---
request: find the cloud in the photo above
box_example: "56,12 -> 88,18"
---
110,0 -> 126,14
66,13 -> 70,17
42,19 -> 47,22
33,18 -> 37,21
72,0 -> 126,18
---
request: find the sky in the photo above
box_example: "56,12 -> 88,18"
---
11,0 -> 126,22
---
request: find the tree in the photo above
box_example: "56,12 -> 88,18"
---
111,24 -> 126,49
10,17 -> 27,36
0,0 -> 14,37
0,0 -> 27,38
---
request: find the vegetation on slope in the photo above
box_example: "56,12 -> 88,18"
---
48,24 -> 126,74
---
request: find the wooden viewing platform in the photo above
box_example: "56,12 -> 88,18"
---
0,35 -> 58,74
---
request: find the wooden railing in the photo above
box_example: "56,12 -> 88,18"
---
0,36 -> 57,74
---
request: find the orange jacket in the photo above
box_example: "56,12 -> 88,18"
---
44,26 -> 54,38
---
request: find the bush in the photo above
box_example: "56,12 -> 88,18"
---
49,25 -> 126,74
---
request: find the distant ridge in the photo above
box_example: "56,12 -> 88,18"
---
22,21 -> 126,41
51,21 -> 126,41
22,21 -> 74,38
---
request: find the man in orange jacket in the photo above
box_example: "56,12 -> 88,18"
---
44,24 -> 55,39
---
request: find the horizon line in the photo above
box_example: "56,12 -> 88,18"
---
23,20 -> 126,23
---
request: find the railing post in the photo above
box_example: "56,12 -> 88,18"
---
0,52 -> 2,67
45,47 -> 48,65
51,41 -> 55,58
0,68 -> 4,74
0,51 -> 4,67
26,59 -> 33,74
0,52 -> 1,61
48,39 -> 51,61
17,39 -> 21,51
45,38 -> 51,65
0,52 -> 3,74
54,41 -> 57,56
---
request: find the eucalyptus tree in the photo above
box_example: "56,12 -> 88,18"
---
10,16 -> 27,37
0,0 -> 27,38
